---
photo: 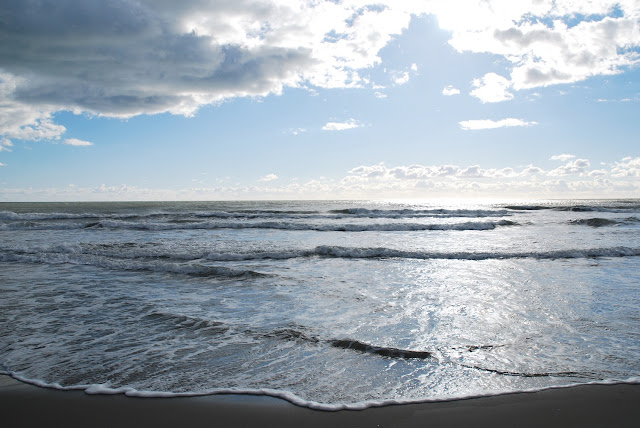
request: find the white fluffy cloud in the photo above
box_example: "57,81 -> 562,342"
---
259,173 -> 278,182
459,118 -> 538,130
346,160 -> 596,181
322,118 -> 361,131
331,157 -> 637,198
550,159 -> 591,175
470,73 -> 513,103
0,138 -> 13,152
441,0 -> 640,90
63,138 -> 93,147
442,85 -> 461,96
550,154 -> 576,161
611,156 -> 640,177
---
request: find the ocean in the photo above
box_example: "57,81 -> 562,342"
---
1,199 -> 639,409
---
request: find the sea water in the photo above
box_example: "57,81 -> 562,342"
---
1,200 -> 639,409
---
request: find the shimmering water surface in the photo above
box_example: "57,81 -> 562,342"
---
1,200 -> 639,408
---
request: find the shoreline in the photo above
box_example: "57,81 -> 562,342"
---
2,375 -> 640,427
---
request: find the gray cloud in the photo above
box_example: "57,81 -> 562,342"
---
0,0 -> 422,145
0,1 -> 315,117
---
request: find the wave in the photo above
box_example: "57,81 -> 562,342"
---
504,205 -> 601,212
0,211 -> 159,221
1,219 -> 518,232
308,245 -> 640,261
3,243 -> 640,265
0,249 -> 268,279
3,370 -> 638,411
328,208 -> 510,218
504,203 -> 640,213
568,217 -> 640,227
0,208 -> 509,222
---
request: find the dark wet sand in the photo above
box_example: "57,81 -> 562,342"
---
2,375 -> 639,427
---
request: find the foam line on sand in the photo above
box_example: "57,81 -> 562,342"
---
1,375 -> 639,427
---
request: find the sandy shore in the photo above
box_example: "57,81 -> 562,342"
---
1,375 -> 639,427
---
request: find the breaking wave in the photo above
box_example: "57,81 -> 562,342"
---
0,249 -> 268,279
327,208 -> 510,218
3,243 -> 640,267
0,219 -> 518,232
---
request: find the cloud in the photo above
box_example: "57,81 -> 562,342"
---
259,173 -> 278,182
2,1 -> 639,148
442,85 -> 460,96
3,156 -> 639,201
550,159 -> 591,175
392,71 -> 411,85
550,154 -> 576,161
588,169 -> 608,177
349,163 -> 537,181
389,63 -> 418,85
0,137 -> 14,152
459,118 -> 538,130
470,73 -> 513,103
440,1 -> 640,90
322,118 -> 361,131
0,74 -> 68,144
284,128 -> 306,136
0,162 -> 6,167
63,138 -> 93,146
611,156 -> 640,177
332,157 -> 638,198
0,0 -> 422,143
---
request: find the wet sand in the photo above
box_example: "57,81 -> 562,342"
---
2,375 -> 639,427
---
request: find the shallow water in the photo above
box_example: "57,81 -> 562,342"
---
1,200 -> 639,408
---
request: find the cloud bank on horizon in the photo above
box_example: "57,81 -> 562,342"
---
0,0 -> 639,199
4,155 -> 638,202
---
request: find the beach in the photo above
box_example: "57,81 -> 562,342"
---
2,375 -> 639,427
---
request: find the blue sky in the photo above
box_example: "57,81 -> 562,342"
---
1,1 -> 639,201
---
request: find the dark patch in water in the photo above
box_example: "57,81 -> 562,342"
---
189,265 -> 269,279
467,365 -> 597,379
84,222 -> 103,228
558,206 -> 595,212
331,339 -> 432,359
265,328 -> 320,344
503,205 -> 550,211
569,218 -> 618,227
466,344 -> 502,352
142,312 -> 229,336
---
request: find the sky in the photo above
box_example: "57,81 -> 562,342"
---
1,0 -> 639,201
